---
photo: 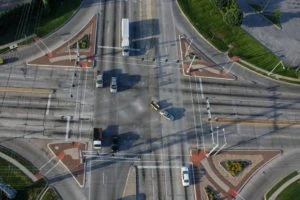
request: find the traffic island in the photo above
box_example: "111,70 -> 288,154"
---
48,141 -> 87,187
178,35 -> 235,80
27,15 -> 98,68
191,149 -> 281,200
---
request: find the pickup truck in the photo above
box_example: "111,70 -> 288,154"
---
93,128 -> 103,150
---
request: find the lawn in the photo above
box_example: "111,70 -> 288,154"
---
0,157 -> 46,200
277,179 -> 300,200
36,0 -> 82,37
177,0 -> 298,78
0,0 -> 82,45
266,171 -> 298,199
41,187 -> 61,200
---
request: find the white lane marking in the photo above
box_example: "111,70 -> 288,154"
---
39,156 -> 56,170
232,99 -> 241,135
103,172 -> 105,185
136,165 -> 182,169
34,43 -> 46,54
199,77 -> 204,99
65,116 -> 71,140
79,69 -> 88,140
43,161 -> 60,176
98,45 -> 122,49
46,93 -> 52,115
189,76 -> 199,148
196,79 -> 205,150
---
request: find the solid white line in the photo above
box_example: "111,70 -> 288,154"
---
196,78 -> 205,150
189,76 -> 199,148
98,45 -> 122,49
199,77 -> 204,99
43,161 -> 60,176
34,43 -> 46,54
136,165 -> 182,169
39,156 -> 56,170
66,116 -> 71,140
79,69 -> 88,140
46,93 -> 52,115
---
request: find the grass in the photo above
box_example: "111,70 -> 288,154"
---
266,171 -> 298,199
0,157 -> 46,200
263,11 -> 282,29
0,146 -> 38,174
42,187 -> 61,200
0,0 -> 82,45
177,0 -> 298,78
277,179 -> 300,200
35,0 -> 82,37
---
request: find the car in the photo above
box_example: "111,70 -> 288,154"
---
111,135 -> 119,153
96,71 -> 103,88
150,101 -> 160,111
110,77 -> 117,93
181,166 -> 190,187
159,110 -> 174,121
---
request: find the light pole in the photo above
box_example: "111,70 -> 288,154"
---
186,55 -> 196,74
214,128 -> 227,155
184,39 -> 193,57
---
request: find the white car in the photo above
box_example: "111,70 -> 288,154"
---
96,72 -> 103,88
159,110 -> 174,121
110,77 -> 117,93
181,166 -> 190,187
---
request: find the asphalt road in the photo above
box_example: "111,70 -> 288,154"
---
1,0 -> 300,199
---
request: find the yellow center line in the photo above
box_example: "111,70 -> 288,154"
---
0,86 -> 53,94
214,117 -> 300,126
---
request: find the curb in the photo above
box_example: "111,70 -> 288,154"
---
236,59 -> 300,86
238,149 -> 282,194
175,0 -> 300,86
175,0 -> 222,53
47,142 -> 86,188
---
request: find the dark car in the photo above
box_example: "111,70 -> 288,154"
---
111,135 -> 119,152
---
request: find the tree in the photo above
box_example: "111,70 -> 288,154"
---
223,4 -> 243,26
212,0 -> 230,10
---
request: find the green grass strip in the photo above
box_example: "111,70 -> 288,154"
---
177,0 -> 298,78
42,187 -> 61,200
0,146 -> 38,174
266,171 -> 298,199
277,178 -> 300,200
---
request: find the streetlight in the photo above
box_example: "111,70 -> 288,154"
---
186,55 -> 196,74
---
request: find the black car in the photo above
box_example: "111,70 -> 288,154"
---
111,135 -> 119,152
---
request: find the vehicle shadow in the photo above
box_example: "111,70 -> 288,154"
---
119,132 -> 140,151
165,107 -> 186,121
130,19 -> 160,56
103,69 -> 141,92
102,124 -> 119,147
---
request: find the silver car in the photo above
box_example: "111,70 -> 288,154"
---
96,73 -> 103,88
159,110 -> 174,121
110,77 -> 117,93
181,166 -> 190,187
